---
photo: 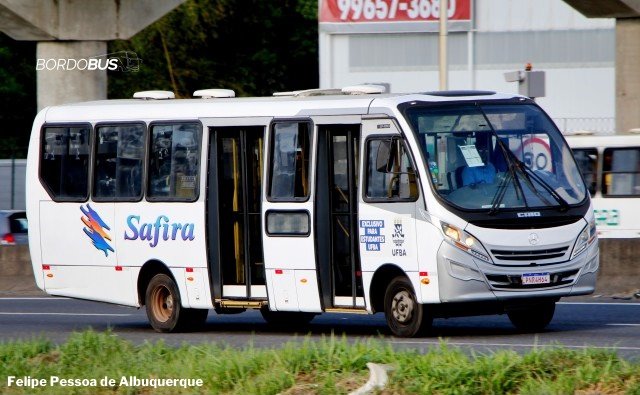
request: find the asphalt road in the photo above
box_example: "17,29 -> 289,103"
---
0,297 -> 638,360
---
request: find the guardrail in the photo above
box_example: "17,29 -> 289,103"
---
0,245 -> 39,295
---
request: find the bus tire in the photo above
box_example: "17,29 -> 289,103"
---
384,276 -> 431,337
507,301 -> 555,332
145,273 -> 206,332
260,306 -> 316,327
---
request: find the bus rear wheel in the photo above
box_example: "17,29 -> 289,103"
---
507,301 -> 555,332
384,276 -> 432,337
145,274 -> 208,333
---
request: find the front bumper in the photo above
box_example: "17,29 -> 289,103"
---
437,240 -> 599,303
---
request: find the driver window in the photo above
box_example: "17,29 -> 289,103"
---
366,137 -> 418,200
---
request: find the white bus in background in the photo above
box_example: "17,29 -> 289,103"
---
565,132 -> 640,238
27,88 -> 599,337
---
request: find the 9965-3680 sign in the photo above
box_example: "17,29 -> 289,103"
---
319,0 -> 471,23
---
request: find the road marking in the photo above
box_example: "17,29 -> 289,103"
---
558,302 -> 640,306
2,299 -> 637,305
390,340 -> 640,351
606,323 -> 640,327
0,312 -> 131,317
0,297 -> 70,300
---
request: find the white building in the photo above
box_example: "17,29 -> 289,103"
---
319,0 -> 615,133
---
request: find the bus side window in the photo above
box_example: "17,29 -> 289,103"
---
41,126 -> 90,201
365,137 -> 418,201
93,124 -> 144,200
572,148 -> 598,196
268,121 -> 311,201
602,147 -> 640,196
148,123 -> 201,201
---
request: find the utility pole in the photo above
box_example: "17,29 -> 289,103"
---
439,0 -> 449,91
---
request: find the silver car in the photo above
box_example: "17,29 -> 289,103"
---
0,210 -> 28,245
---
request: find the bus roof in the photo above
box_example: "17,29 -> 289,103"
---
40,91 -> 523,123
564,133 -> 640,149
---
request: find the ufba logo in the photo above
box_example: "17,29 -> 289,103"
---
80,204 -> 115,257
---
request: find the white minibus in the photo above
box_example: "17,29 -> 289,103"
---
27,88 -> 599,337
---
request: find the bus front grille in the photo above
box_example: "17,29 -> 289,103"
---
490,246 -> 570,262
491,245 -> 569,266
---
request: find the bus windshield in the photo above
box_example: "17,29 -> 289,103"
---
404,103 -> 587,212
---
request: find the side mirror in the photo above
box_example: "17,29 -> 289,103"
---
376,139 -> 398,173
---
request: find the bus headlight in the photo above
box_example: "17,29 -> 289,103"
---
440,222 -> 492,263
571,218 -> 597,260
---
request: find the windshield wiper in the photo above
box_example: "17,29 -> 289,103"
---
475,108 -> 525,214
483,136 -> 527,215
485,121 -> 570,211
488,170 -> 512,215
476,105 -> 569,213
492,136 -> 570,212
510,156 -> 571,211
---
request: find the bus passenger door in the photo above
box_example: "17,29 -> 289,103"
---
315,124 -> 364,308
209,126 -> 266,300
261,120 -> 322,312
358,118 -> 420,309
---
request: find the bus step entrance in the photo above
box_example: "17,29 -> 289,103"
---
324,308 -> 368,314
217,300 -> 266,309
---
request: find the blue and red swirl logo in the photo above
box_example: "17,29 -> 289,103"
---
80,204 -> 115,257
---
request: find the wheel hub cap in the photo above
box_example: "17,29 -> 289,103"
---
391,290 -> 414,323
151,285 -> 173,323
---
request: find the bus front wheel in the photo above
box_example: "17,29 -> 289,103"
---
384,276 -> 432,337
145,274 -> 208,333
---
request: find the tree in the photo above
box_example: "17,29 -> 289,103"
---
0,33 -> 36,158
0,0 -> 320,157
108,0 -> 319,99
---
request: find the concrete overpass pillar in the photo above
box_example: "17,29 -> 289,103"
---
0,0 -> 186,110
563,0 -> 640,132
36,41 -> 107,110
616,18 -> 640,133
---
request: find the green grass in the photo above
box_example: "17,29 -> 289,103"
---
0,331 -> 638,394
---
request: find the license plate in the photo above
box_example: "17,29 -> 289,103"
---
521,273 -> 551,285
